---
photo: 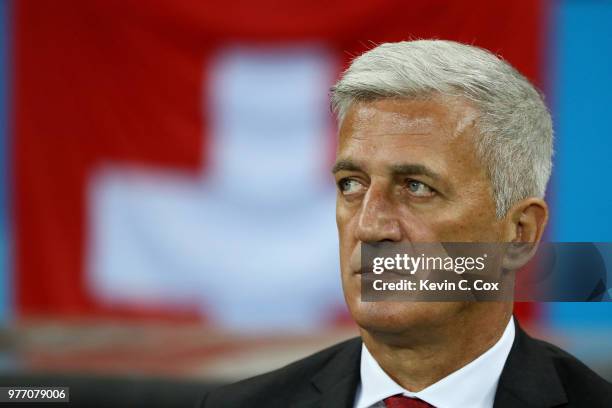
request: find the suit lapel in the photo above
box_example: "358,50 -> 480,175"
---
494,323 -> 567,408
295,337 -> 362,408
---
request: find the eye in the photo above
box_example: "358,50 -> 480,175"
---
405,179 -> 435,197
338,178 -> 365,196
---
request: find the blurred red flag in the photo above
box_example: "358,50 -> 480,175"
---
13,0 -> 546,324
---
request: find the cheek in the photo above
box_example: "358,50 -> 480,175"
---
336,200 -> 356,239
430,183 -> 501,240
396,208 -> 440,241
407,194 -> 498,241
431,206 -> 501,241
463,197 -> 503,239
471,210 -> 502,238
336,201 -> 360,268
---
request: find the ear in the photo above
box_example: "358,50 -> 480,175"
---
505,197 -> 549,244
501,198 -> 548,270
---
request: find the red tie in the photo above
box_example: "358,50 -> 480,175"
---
383,395 -> 435,408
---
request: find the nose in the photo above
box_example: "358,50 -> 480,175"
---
355,185 -> 402,243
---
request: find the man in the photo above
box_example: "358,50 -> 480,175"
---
201,40 -> 612,407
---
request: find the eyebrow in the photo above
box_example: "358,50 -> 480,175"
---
389,164 -> 442,181
332,160 -> 442,181
331,160 -> 362,174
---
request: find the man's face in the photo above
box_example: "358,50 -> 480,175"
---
334,96 -> 506,334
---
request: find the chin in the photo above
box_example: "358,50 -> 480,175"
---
347,297 -> 467,336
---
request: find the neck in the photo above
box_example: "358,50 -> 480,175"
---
360,303 -> 512,392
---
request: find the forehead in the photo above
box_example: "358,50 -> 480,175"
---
336,97 -> 482,174
341,97 -> 466,136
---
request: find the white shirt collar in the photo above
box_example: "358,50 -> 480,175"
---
354,317 -> 515,408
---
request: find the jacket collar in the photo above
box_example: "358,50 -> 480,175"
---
494,322 -> 567,408
295,337 -> 362,408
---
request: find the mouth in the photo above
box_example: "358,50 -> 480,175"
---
357,269 -> 413,279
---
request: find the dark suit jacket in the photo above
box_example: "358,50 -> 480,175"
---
201,324 -> 612,407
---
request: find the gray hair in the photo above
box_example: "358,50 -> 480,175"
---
330,40 -> 553,218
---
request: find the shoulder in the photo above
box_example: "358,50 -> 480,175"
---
200,337 -> 361,408
533,337 -> 612,405
495,323 -> 612,407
